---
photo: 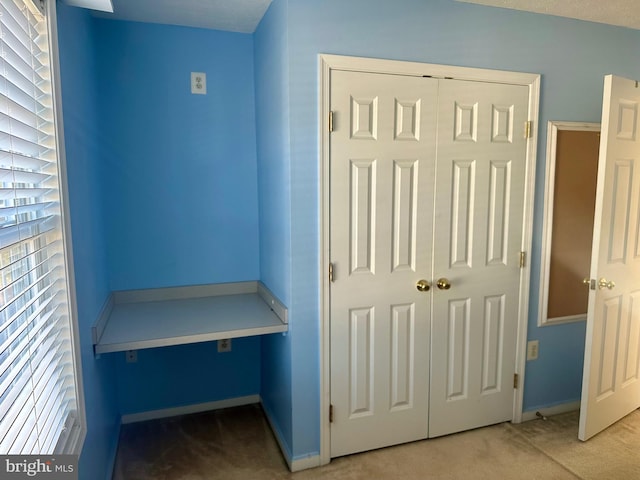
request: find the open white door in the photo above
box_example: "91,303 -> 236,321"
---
579,74 -> 640,441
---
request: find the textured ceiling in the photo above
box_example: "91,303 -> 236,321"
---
456,0 -> 640,30
84,0 -> 640,33
93,0 -> 273,33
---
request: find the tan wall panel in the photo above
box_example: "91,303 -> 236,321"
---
547,130 -> 599,319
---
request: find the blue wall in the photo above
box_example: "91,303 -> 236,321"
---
90,19 -> 263,416
115,339 -> 260,414
254,0 -> 294,457
56,3 -> 119,479
276,0 -> 640,458
94,20 -> 260,291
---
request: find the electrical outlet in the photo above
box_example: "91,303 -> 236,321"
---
218,339 -> 232,353
191,72 -> 207,95
125,350 -> 137,363
527,340 -> 539,361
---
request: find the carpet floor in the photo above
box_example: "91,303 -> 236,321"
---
112,404 -> 640,479
512,409 -> 640,479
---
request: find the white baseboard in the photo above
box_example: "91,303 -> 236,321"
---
121,394 -> 260,424
259,396 -> 320,472
291,453 -> 321,472
520,400 -> 581,422
260,397 -> 293,468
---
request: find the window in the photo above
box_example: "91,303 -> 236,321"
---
0,0 -> 84,454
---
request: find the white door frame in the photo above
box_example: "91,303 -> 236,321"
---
319,54 -> 540,466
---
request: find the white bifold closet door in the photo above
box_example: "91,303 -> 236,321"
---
329,70 -> 529,457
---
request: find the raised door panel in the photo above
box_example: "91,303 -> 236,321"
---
390,303 -> 416,410
350,159 -> 377,275
392,160 -> 419,272
348,307 -> 375,417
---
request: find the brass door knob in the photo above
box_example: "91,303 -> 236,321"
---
583,278 -> 594,289
416,280 -> 431,292
436,278 -> 451,290
598,278 -> 616,290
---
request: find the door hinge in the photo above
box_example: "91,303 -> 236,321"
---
329,404 -> 334,423
524,121 -> 532,139
513,373 -> 519,389
519,251 -> 526,268
329,262 -> 335,283
329,111 -> 334,132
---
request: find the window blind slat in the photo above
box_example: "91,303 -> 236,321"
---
0,130 -> 51,159
3,405 -> 37,453
0,377 -> 35,446
0,36 -> 47,89
0,112 -> 52,148
9,417 -> 37,454
40,390 -> 70,453
35,361 -> 69,424
0,73 -> 49,115
0,167 -> 50,185
0,235 -> 57,275
1,261 -> 55,310
0,25 -> 46,77
4,406 -> 37,454
0,186 -> 50,201
0,92 -> 50,131
0,209 -> 53,235
0,341 -> 30,418
1,208 -> 54,231
0,215 -> 57,247
0,54 -> 48,102
0,223 -> 56,256
0,15 -> 34,61
0,300 -> 56,390
0,148 -> 52,171
0,317 -> 63,443
0,1 -> 39,48
0,203 -> 53,229
0,269 -> 59,333
0,230 -> 57,272
0,282 -> 56,339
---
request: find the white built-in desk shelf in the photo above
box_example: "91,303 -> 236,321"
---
92,281 -> 288,355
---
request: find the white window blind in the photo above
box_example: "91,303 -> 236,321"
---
0,0 -> 82,454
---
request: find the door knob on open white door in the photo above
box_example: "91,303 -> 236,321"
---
598,278 -> 616,290
436,278 -> 451,290
416,280 -> 431,292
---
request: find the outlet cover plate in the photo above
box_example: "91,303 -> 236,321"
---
191,72 -> 207,95
218,339 -> 232,353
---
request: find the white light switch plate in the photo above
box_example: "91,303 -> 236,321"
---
191,72 -> 206,95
